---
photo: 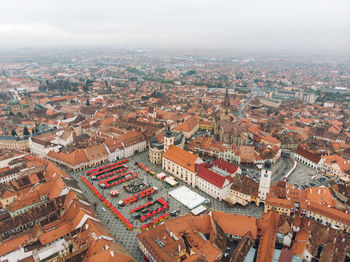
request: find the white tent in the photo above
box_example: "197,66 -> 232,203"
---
169,186 -> 206,209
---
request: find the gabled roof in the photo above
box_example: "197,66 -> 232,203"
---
295,145 -> 322,164
212,159 -> 239,174
212,211 -> 258,240
48,149 -> 88,167
162,145 -> 199,173
196,165 -> 230,188
174,116 -> 198,133
0,234 -> 30,257
0,183 -> 15,198
230,174 -> 259,197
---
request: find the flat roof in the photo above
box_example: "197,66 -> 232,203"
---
168,185 -> 206,209
191,205 -> 207,215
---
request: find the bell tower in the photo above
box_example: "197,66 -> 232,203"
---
220,87 -> 231,121
164,126 -> 175,152
258,162 -> 272,203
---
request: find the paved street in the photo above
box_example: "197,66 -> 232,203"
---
68,151 -> 264,261
236,85 -> 264,121
270,157 -> 292,185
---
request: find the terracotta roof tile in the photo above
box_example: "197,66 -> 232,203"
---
163,145 -> 199,173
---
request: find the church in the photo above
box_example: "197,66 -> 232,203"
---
213,88 -> 249,145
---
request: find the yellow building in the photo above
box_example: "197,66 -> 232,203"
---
265,197 -> 292,216
199,120 -> 213,131
0,137 -> 29,151
0,184 -> 17,209
306,201 -> 350,233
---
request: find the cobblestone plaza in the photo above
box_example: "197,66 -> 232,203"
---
70,151 -> 264,261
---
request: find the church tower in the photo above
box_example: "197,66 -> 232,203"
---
220,88 -> 231,121
163,126 -> 175,152
258,162 -> 272,203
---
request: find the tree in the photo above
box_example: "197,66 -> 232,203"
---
11,130 -> 17,136
23,126 -> 30,136
86,99 -> 90,106
186,70 -> 196,75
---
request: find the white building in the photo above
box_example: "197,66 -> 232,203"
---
29,136 -> 60,158
162,145 -> 203,187
195,159 -> 239,201
258,167 -> 272,203
104,131 -> 147,161
294,146 -> 321,170
219,150 -> 240,164
116,131 -> 147,158
0,170 -> 20,184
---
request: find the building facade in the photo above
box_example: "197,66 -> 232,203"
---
162,145 -> 203,187
0,137 -> 29,151
195,160 -> 239,201
149,129 -> 184,165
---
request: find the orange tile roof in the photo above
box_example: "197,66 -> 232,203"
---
291,229 -> 309,255
256,212 -> 280,262
48,149 -> 89,167
162,145 -> 199,172
174,116 -> 198,133
85,144 -> 108,160
117,131 -> 144,147
212,211 -> 258,239
39,223 -> 71,245
0,234 -> 30,256
306,187 -> 334,207
85,248 -> 134,262
266,197 -> 293,209
322,155 -> 350,173
308,201 -> 350,226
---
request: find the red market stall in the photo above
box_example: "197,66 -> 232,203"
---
80,176 -> 134,230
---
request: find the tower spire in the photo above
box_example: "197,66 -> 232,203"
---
223,87 -> 230,108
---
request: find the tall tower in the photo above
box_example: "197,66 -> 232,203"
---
220,87 -> 231,121
163,126 -> 175,152
258,163 -> 272,203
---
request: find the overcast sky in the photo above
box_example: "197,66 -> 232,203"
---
0,0 -> 349,55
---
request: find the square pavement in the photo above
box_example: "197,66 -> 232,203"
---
69,151 -> 264,261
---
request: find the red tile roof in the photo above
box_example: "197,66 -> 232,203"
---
213,159 -> 239,174
295,145 -> 322,164
196,165 -> 230,188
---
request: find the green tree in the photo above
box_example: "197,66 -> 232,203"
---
11,130 -> 17,136
186,70 -> 196,75
23,126 -> 30,136
86,99 -> 90,106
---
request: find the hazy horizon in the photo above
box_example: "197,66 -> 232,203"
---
1,0 -> 349,55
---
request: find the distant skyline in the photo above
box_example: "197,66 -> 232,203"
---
1,0 -> 349,55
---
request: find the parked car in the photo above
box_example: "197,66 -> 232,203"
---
170,209 -> 181,217
131,212 -> 141,219
117,200 -> 125,207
